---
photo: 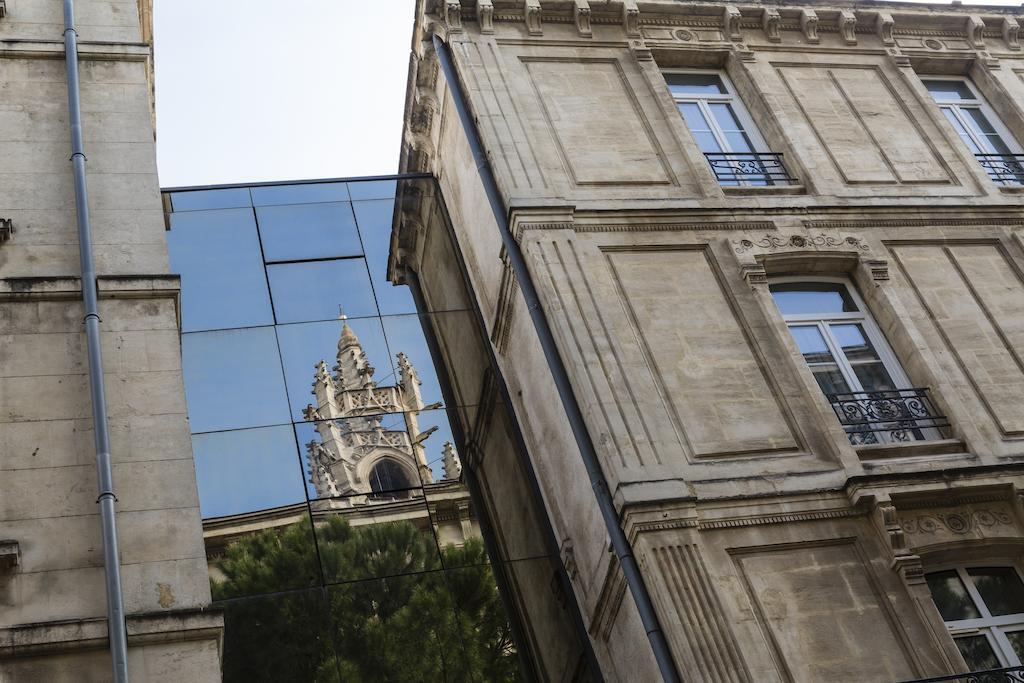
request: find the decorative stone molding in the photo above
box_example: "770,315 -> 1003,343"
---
800,9 -> 819,44
838,10 -> 857,45
1003,17 -> 1020,50
698,507 -> 863,530
900,508 -> 1013,536
732,233 -> 870,254
876,12 -> 896,46
477,0 -> 494,34
804,217 -> 1024,230
762,8 -> 782,43
524,0 -> 542,36
865,258 -> 889,282
740,262 -> 768,286
0,218 -> 12,243
723,5 -> 742,41
966,14 -> 986,49
443,1 -> 462,33
574,0 -> 592,37
623,0 -> 640,37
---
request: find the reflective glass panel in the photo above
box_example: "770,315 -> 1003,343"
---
924,79 -> 976,101
170,187 -> 251,211
167,208 -> 274,332
926,570 -> 982,621
968,567 -> 1024,616
1007,630 -> 1024,662
257,202 -> 362,262
275,318 -> 394,421
770,282 -> 858,316
181,327 -> 291,433
964,109 -> 1014,154
352,199 -> 417,315
348,178 -> 398,201
267,259 -> 378,324
250,182 -> 349,206
192,425 -> 306,518
216,589 -> 338,683
209,513 -> 321,597
381,314 -> 448,410
665,73 -> 727,95
942,109 -> 983,153
326,573 -> 474,682
954,635 -> 1001,672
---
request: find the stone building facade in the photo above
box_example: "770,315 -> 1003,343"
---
0,0 -> 223,680
397,1 -> 1024,680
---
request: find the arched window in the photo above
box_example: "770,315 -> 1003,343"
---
925,565 -> 1024,671
769,278 -> 947,445
368,459 -> 412,499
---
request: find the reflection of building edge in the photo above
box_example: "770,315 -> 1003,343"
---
202,322 -> 476,578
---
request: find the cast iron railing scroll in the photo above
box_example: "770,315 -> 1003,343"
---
904,665 -> 1024,683
703,152 -> 796,185
825,388 -> 951,446
976,154 -> 1024,185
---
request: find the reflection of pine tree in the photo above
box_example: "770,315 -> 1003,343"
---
213,517 -> 519,682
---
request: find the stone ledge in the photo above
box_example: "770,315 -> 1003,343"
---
0,39 -> 150,61
856,438 -> 968,462
0,275 -> 180,299
0,608 -> 223,659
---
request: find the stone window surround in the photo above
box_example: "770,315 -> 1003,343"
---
745,248 -> 966,461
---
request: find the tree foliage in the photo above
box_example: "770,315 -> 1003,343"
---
213,516 -> 519,682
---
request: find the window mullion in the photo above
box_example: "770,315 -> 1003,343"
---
820,322 -> 862,392
959,567 -> 996,620
699,99 -> 733,154
952,105 -> 992,154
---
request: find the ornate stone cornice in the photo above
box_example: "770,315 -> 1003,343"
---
804,217 -> 1024,230
697,507 -> 863,530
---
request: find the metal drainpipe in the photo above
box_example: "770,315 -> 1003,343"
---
431,34 -> 682,683
62,1 -> 130,680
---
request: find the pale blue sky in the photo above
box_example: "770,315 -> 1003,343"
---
154,0 -> 416,187
153,0 -> 1019,188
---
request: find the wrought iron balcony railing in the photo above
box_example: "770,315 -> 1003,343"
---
975,154 -> 1024,186
905,665 -> 1024,683
704,152 -> 796,186
825,388 -> 951,446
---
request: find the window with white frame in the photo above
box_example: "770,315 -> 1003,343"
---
769,279 -> 947,445
923,77 -> 1024,186
925,565 -> 1024,671
664,71 -> 792,186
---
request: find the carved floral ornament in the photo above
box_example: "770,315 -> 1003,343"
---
733,233 -> 870,254
900,508 -> 1013,535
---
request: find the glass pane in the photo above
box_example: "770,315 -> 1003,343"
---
665,73 -> 727,94
942,108 -> 983,154
267,259 -> 379,324
257,202 -> 363,262
709,102 -> 744,132
925,570 -> 982,621
830,324 -> 883,363
381,313 -> 449,410
348,178 -> 398,201
678,102 -> 712,132
166,208 -> 274,332
724,131 -> 756,154
193,425 -> 307,519
326,573 -> 473,682
964,107 -> 998,135
170,187 -> 251,211
250,181 -> 349,206
788,325 -> 834,364
216,589 -> 338,682
181,327 -> 291,433
955,635 -> 1001,672
692,130 -> 722,153
968,567 -> 1024,616
770,282 -> 858,315
850,362 -> 897,393
275,318 -> 395,421
352,198 -> 418,315
1007,630 -> 1024,663
924,79 -> 975,101
811,366 -> 852,396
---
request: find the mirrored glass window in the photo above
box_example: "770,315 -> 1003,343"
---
352,199 -> 417,315
170,187 -> 251,211
181,326 -> 291,433
251,182 -> 349,206
257,202 -> 362,262
267,259 -> 378,324
167,208 -> 273,332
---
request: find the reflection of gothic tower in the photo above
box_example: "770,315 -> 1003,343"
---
303,321 -> 454,507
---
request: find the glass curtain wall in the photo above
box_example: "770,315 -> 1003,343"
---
165,177 -> 528,682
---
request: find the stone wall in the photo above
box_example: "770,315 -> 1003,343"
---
0,1 -> 221,680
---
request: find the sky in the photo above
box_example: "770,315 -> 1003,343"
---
153,0 -> 1020,189
154,0 -> 416,188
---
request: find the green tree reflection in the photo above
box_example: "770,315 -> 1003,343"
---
213,516 -> 519,682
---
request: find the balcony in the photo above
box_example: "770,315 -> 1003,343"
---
905,666 -> 1024,682
825,388 -> 951,446
975,154 -> 1024,186
704,152 -> 797,186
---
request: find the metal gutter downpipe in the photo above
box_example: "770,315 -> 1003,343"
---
431,35 -> 682,683
62,1 -> 130,680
